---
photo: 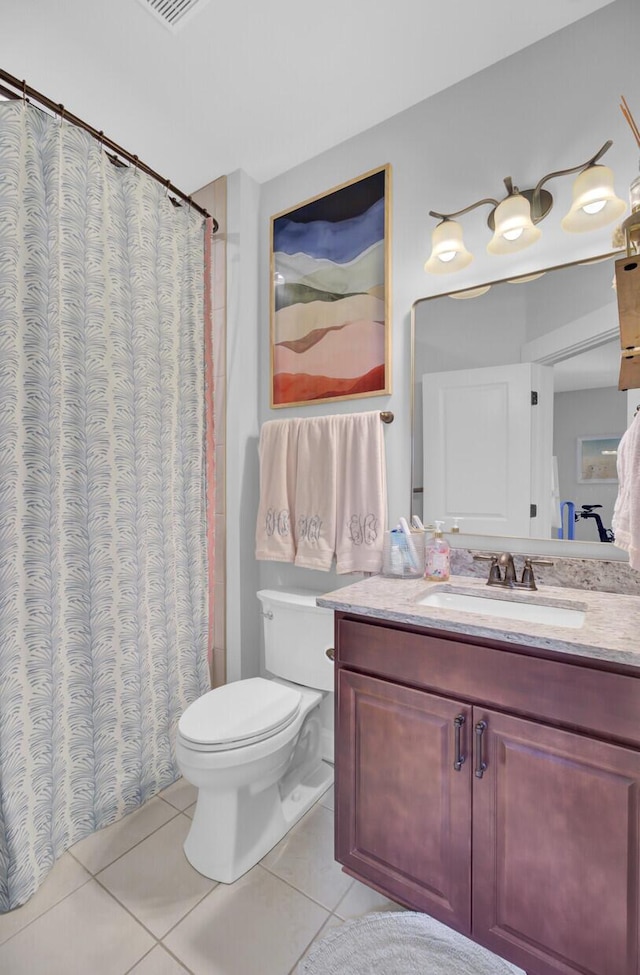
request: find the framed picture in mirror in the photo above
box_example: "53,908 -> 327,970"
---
577,435 -> 621,483
269,164 -> 391,408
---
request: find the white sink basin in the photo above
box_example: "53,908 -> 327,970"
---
418,590 -> 586,629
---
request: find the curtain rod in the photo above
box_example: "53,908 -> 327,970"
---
0,67 -> 218,233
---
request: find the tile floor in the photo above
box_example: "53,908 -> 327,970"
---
0,776 -> 405,974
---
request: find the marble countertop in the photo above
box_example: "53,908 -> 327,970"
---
317,574 -> 640,670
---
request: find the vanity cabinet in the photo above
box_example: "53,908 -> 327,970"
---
334,613 -> 640,975
337,668 -> 472,930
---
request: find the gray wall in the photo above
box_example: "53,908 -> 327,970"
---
554,387 -> 627,542
227,0 -> 640,678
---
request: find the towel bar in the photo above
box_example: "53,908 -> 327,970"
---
380,411 -> 394,424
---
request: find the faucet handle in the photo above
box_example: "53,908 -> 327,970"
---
521,558 -> 536,589
487,556 -> 502,584
473,552 -> 502,585
520,556 -> 554,590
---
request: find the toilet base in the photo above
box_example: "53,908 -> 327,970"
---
183,758 -> 333,884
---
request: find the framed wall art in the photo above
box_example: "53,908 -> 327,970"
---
576,435 -> 621,483
270,164 -> 391,408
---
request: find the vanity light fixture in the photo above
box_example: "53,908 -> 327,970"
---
425,140 -> 626,274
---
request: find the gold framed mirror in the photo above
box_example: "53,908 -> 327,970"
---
410,251 -> 634,559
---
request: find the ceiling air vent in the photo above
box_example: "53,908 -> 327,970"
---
135,0 -> 211,32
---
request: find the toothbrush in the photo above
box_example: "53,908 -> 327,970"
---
398,517 -> 421,573
411,515 -> 425,530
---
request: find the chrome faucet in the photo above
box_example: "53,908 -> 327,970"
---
474,552 -> 553,591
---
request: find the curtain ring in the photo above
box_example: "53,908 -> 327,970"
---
58,103 -> 65,125
21,79 -> 26,101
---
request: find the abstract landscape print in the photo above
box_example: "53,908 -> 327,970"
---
270,165 -> 391,407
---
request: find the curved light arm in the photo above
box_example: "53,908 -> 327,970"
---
429,196 -> 500,222
533,140 -> 613,195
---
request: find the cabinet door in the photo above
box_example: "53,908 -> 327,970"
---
335,669 -> 471,930
473,709 -> 640,975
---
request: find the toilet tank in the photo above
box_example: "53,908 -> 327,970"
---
257,589 -> 335,692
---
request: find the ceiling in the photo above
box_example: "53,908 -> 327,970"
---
2,0 -> 617,193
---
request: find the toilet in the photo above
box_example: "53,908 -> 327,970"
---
175,588 -> 335,883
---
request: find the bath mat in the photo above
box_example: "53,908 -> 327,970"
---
297,911 -> 525,975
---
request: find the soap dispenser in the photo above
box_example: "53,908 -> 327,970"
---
425,520 -> 450,582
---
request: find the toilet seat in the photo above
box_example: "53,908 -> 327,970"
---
178,677 -> 302,752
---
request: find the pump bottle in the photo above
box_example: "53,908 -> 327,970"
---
425,520 -> 450,581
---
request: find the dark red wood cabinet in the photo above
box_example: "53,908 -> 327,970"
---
334,613 -> 640,975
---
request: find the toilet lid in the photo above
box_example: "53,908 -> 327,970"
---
178,677 -> 302,747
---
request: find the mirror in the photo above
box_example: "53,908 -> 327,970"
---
411,252 -> 633,559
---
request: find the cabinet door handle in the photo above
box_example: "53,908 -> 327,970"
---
453,714 -> 466,771
474,720 -> 488,779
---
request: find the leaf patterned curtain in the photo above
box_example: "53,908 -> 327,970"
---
0,101 -> 210,910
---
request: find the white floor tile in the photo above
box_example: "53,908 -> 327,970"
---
293,914 -> 344,974
129,945 -> 191,973
333,878 -> 407,920
70,796 -> 178,874
0,880 -> 154,975
261,803 -> 352,911
159,777 -> 198,812
164,864 -> 328,975
1,778 -> 343,972
97,814 -> 215,938
0,853 -> 91,946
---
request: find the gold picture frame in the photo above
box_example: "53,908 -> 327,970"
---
270,164 -> 392,408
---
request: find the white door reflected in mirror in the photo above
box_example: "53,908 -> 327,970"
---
422,362 -> 553,538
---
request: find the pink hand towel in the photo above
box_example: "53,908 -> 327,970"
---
255,418 -> 300,563
335,411 -> 387,574
612,411 -> 640,571
294,416 -> 338,571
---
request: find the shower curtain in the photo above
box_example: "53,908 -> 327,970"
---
0,100 -> 211,910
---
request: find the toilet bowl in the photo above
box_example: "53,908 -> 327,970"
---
176,589 -> 335,884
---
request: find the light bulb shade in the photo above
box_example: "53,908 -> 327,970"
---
449,285 -> 492,299
424,220 -> 473,274
487,194 -> 541,254
561,164 -> 626,232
